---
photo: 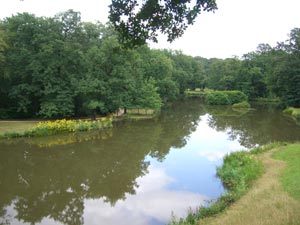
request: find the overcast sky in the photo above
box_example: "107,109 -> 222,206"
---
1,0 -> 300,58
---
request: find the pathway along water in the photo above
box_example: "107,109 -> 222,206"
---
1,99 -> 300,225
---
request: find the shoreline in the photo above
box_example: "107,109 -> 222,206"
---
170,143 -> 300,225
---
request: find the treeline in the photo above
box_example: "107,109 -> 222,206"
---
0,10 -> 299,119
0,10 -> 205,119
200,28 -> 300,107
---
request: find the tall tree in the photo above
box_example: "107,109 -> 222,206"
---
270,28 -> 300,107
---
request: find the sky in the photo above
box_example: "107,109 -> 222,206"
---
1,0 -> 300,58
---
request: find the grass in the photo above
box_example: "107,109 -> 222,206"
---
169,149 -> 264,225
169,143 -> 300,225
127,108 -> 155,115
273,144 -> 300,200
283,107 -> 300,125
196,146 -> 300,225
253,97 -> 281,103
0,117 -> 113,139
0,121 -> 38,135
185,89 -> 207,98
232,101 -> 251,109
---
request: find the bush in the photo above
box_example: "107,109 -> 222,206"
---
205,91 -> 230,105
232,101 -> 251,108
205,90 -> 248,105
226,91 -> 248,104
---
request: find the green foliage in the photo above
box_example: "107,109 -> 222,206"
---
134,78 -> 162,110
266,29 -> 300,107
217,151 -> 263,190
283,107 -> 300,122
206,91 -> 230,105
273,144 -> 300,199
232,101 -> 250,108
225,91 -> 248,104
185,90 -> 206,98
3,131 -> 21,138
0,11 -> 299,119
250,142 -> 286,155
0,118 -> 113,139
1,12 -> 184,119
109,0 -> 217,46
205,90 -> 247,105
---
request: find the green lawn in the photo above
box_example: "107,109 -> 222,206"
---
0,121 -> 38,135
273,143 -> 300,200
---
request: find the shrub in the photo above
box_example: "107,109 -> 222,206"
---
205,91 -> 230,105
205,90 -> 248,105
226,91 -> 248,104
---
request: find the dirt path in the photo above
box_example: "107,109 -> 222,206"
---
197,150 -> 300,225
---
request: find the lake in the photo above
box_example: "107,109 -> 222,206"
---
1,99 -> 300,225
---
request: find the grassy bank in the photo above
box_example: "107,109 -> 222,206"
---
273,144 -> 300,200
283,107 -> 300,125
0,117 -> 113,139
123,108 -> 157,120
185,89 -> 248,106
0,108 -> 158,138
0,121 -> 38,135
169,146 -> 266,225
170,143 -> 300,225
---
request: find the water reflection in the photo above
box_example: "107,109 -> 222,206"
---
204,104 -> 300,148
83,166 -> 206,225
1,100 -> 300,225
0,100 -> 204,225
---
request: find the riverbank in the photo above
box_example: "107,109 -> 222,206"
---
0,117 -> 113,138
283,107 -> 300,125
0,120 -> 39,134
197,144 -> 300,225
0,108 -> 157,136
171,143 -> 300,225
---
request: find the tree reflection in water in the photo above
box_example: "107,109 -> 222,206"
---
1,100 -> 300,225
0,100 -> 204,225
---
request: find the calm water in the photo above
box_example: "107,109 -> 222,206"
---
1,99 -> 300,225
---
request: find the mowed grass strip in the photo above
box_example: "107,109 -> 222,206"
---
0,121 -> 38,134
196,147 -> 300,225
273,144 -> 300,200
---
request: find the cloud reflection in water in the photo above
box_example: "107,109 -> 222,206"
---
83,166 -> 207,225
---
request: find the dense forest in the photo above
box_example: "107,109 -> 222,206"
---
0,10 -> 299,119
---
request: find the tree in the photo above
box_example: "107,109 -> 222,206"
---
268,28 -> 300,107
0,28 -> 9,118
134,78 -> 162,110
109,0 -> 217,46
